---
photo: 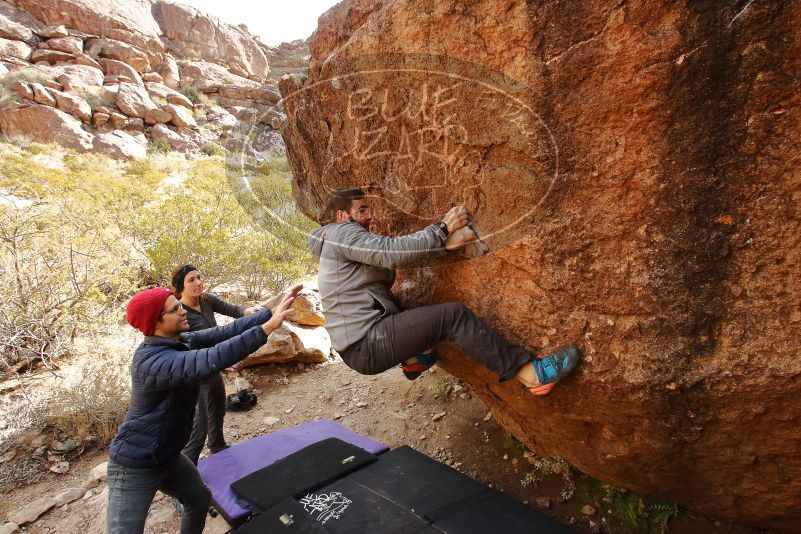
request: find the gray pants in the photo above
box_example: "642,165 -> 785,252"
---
182,372 -> 227,465
105,454 -> 211,534
341,302 -> 531,381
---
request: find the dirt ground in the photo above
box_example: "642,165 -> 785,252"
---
0,358 -> 774,534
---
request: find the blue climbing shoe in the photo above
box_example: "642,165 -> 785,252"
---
529,346 -> 581,395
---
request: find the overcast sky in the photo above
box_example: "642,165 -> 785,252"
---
176,0 -> 341,46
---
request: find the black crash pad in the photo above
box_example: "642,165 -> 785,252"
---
296,477 -> 430,534
435,489 -> 576,533
347,446 -> 488,521
231,438 -> 377,512
232,498 -> 328,534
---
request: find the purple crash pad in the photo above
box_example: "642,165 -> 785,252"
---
198,418 -> 389,525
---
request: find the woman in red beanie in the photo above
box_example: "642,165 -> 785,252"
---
170,264 -> 262,466
106,284 -> 301,534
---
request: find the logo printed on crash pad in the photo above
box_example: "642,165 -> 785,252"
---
300,491 -> 352,524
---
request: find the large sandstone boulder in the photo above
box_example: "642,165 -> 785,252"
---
204,105 -> 237,130
162,102 -> 195,128
265,39 -> 311,81
144,81 -> 192,108
50,89 -> 91,123
114,82 -> 156,118
0,1 -> 45,44
54,64 -> 104,92
308,0 -> 383,62
87,37 -> 150,72
7,0 -> 163,44
151,0 -> 270,78
98,58 -> 143,86
278,1 -> 801,531
154,57 -> 179,88
92,129 -> 145,159
0,16 -> 34,46
0,104 -> 92,150
148,122 -> 197,152
178,60 -> 260,93
218,83 -> 280,105
46,35 -> 82,55
30,48 -> 73,64
0,36 -> 31,59
143,107 -> 170,125
29,82 -> 55,106
5,64 -> 103,93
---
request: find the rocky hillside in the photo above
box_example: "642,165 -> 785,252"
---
278,0 -> 801,531
0,0 -> 308,158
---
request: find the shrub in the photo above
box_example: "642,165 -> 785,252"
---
147,139 -> 172,155
521,456 -> 575,501
0,68 -> 49,103
22,142 -> 59,156
201,143 -> 225,157
81,88 -> 113,110
180,86 -> 202,104
0,144 -> 314,375
233,155 -> 317,256
577,483 -> 678,534
0,151 -> 156,372
44,354 -> 131,446
132,157 -> 314,298
430,380 -> 453,400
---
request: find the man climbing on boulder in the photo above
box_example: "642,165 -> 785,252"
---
308,188 -> 580,395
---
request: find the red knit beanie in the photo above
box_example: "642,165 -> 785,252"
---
126,287 -> 173,336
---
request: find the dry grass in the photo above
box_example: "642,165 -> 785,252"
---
43,349 -> 132,446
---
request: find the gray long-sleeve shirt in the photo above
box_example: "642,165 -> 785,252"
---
309,221 -> 447,352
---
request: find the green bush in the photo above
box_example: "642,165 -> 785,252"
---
0,152 -> 153,372
521,456 -> 575,501
574,480 -> 678,534
132,157 -> 314,299
180,86 -> 202,104
200,143 -> 225,157
147,139 -> 172,155
0,146 -> 315,374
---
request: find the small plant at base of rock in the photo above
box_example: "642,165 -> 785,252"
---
521,456 -> 575,501
82,90 -> 112,110
430,380 -> 453,400
502,434 -> 527,456
0,83 -> 13,104
0,69 -> 49,102
201,143 -> 225,157
578,481 -> 678,534
147,139 -> 171,155
180,86 -> 202,104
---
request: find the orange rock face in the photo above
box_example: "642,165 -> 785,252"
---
279,1 -> 801,530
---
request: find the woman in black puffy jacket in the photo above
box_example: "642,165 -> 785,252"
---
171,264 -> 264,465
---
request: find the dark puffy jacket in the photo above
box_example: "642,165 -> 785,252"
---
108,309 -> 270,468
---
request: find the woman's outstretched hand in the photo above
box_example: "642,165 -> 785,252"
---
261,284 -> 303,335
